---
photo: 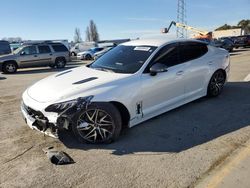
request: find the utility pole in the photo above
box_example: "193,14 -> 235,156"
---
177,0 -> 187,38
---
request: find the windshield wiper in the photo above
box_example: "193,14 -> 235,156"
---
92,67 -> 114,73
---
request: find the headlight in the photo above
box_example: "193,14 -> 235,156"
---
45,96 -> 93,113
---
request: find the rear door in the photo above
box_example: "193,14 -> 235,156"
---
37,45 -> 53,65
179,42 -> 210,99
18,46 -> 40,68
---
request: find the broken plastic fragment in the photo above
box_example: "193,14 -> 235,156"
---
42,147 -> 74,165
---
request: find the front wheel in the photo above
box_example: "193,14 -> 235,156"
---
207,70 -> 226,97
2,62 -> 17,74
72,103 -> 122,144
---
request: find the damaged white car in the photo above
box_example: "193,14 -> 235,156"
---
21,39 -> 230,144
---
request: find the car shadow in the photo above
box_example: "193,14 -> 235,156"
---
0,76 -> 7,80
59,81 -> 250,155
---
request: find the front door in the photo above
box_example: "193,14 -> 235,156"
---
18,46 -> 40,68
141,43 -> 186,118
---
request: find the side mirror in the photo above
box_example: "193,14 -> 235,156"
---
20,51 -> 26,55
149,63 -> 168,76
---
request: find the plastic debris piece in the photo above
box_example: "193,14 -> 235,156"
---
42,147 -> 74,165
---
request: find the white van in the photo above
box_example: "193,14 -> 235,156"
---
70,42 -> 97,56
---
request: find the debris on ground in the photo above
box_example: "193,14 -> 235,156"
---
42,147 -> 74,165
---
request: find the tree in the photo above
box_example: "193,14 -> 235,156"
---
74,27 -> 82,43
215,19 -> 250,32
85,26 -> 91,42
85,20 -> 100,42
238,19 -> 250,33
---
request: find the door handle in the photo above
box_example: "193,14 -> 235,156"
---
34,55 -> 38,57
49,53 -> 52,56
176,71 -> 184,76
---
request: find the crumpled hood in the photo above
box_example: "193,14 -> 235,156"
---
27,66 -> 129,103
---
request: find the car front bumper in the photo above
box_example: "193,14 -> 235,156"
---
21,101 -> 59,138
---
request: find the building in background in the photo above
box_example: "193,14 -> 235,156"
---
213,28 -> 249,38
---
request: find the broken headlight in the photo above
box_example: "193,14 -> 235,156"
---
45,96 -> 93,113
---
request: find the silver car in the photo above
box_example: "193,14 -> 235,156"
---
0,42 -> 70,73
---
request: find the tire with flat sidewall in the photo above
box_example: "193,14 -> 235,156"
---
72,102 -> 122,144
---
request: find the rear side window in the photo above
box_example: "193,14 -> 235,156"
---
179,42 -> 208,63
51,44 -> 68,52
38,45 -> 51,53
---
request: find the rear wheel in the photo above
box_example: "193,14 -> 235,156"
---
72,103 -> 122,144
85,54 -> 92,60
2,62 -> 17,74
207,70 -> 226,97
71,52 -> 76,56
55,57 -> 66,68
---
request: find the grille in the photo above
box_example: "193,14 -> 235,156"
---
22,102 -> 44,118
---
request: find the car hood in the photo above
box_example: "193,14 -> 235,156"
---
0,53 -> 16,60
27,66 -> 130,103
77,51 -> 90,55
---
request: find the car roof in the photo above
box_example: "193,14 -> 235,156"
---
121,38 -> 206,47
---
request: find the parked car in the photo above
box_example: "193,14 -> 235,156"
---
214,38 -> 234,52
0,42 -> 70,73
93,47 -> 114,60
21,39 -> 230,144
77,47 -> 104,60
70,42 -> 97,56
234,35 -> 250,48
0,40 -> 11,55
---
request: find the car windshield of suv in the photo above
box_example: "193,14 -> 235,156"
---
13,47 -> 23,54
89,45 -> 157,74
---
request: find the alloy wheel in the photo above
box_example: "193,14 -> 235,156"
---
6,64 -> 16,73
209,71 -> 225,96
76,109 -> 115,143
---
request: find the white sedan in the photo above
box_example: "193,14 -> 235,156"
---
77,47 -> 104,60
21,38 -> 230,144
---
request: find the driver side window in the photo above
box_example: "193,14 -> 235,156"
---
144,43 -> 180,73
21,46 -> 37,55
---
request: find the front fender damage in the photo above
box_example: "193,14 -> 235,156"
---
27,97 -> 92,138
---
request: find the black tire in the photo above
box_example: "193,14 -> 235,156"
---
85,54 -> 92,60
55,57 -> 66,69
71,52 -> 76,56
207,70 -> 226,97
2,61 -> 17,74
72,103 -> 122,144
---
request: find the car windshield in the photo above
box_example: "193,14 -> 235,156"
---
13,46 -> 23,54
89,45 -> 157,74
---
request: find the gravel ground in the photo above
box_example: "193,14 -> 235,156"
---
0,49 -> 250,188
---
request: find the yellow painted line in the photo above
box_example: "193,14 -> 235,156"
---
203,144 -> 250,188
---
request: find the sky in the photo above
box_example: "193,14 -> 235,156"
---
0,0 -> 249,41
